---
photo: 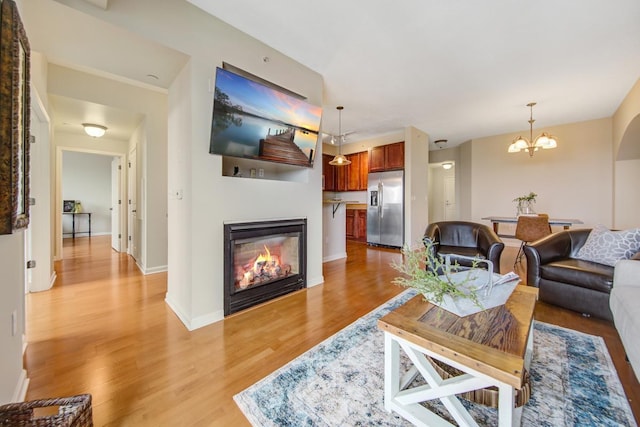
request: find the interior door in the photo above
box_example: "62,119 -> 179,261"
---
111,157 -> 121,251
128,148 -> 138,261
444,174 -> 456,220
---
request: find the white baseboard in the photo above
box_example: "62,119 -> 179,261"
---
164,295 -> 190,329
190,310 -> 224,330
49,271 -> 57,288
142,265 -> 169,276
164,295 -> 223,331
11,369 -> 29,402
136,261 -> 168,275
323,252 -> 347,263
307,275 -> 324,287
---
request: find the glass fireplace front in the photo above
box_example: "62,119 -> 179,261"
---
224,218 -> 306,315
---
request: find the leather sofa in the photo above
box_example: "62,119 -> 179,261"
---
523,229 -> 614,320
610,259 -> 640,381
423,221 -> 504,274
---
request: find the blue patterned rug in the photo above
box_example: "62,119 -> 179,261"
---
235,290 -> 637,426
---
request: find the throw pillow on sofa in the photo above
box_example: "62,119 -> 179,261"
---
576,224 -> 640,267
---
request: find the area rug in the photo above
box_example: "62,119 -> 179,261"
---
234,290 -> 637,426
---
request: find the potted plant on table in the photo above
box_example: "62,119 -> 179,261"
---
513,191 -> 537,215
390,239 -> 484,311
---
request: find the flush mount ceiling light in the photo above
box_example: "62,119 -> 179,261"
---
328,106 -> 351,166
508,102 -> 558,157
434,139 -> 448,149
82,123 -> 107,138
442,162 -> 454,170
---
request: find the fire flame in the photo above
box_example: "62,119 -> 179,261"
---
254,245 -> 273,267
236,244 -> 289,289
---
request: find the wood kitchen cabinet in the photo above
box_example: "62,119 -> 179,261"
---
346,152 -> 368,191
358,151 -> 369,190
324,151 -> 368,192
335,162 -> 347,191
322,154 -> 336,191
346,208 -> 367,242
369,141 -> 404,172
346,209 -> 355,239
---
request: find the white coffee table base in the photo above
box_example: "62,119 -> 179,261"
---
384,332 -> 529,427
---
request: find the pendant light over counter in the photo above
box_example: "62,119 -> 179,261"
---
329,106 -> 351,166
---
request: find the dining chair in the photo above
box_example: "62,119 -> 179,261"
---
514,214 -> 551,267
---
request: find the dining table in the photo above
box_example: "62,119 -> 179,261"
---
482,216 -> 584,237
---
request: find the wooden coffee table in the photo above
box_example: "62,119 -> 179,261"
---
378,285 -> 538,427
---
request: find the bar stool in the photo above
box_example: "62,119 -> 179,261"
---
514,214 -> 551,267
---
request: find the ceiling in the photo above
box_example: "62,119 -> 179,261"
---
24,0 -> 189,141
25,0 -> 640,148
186,0 -> 640,148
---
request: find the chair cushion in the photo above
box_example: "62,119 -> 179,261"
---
540,258 -> 614,293
576,224 -> 640,267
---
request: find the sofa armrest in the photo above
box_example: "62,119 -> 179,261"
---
614,259 -> 640,288
423,223 -> 440,269
423,223 -> 441,248
526,231 -> 573,264
523,231 -> 573,287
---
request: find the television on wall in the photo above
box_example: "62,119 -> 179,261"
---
209,67 -> 322,168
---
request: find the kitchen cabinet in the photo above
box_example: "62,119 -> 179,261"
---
324,151 -> 368,192
369,141 -> 404,172
346,208 -> 367,242
322,154 -> 336,191
358,151 -> 369,190
336,161 -> 347,191
346,152 -> 368,191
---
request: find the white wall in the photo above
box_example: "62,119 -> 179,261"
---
0,232 -> 27,404
469,118 -> 613,233
615,159 -> 640,229
0,0 -> 34,404
156,6 -> 325,329
62,151 -> 112,236
405,126 -> 430,247
612,78 -> 640,229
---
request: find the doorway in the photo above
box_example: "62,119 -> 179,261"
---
428,162 -> 457,223
55,147 -> 127,260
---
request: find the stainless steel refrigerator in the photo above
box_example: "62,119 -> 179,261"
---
367,170 -> 404,248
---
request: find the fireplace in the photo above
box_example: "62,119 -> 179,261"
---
224,218 -> 307,315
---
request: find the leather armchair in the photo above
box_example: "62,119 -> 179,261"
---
423,221 -> 504,273
523,229 -> 614,320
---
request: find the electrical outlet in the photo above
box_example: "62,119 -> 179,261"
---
258,168 -> 264,177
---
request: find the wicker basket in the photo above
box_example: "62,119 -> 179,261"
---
0,394 -> 92,427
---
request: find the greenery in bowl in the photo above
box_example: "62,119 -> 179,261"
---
390,240 -> 482,308
513,191 -> 537,204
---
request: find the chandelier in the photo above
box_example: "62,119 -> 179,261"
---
508,102 -> 557,157
328,106 -> 351,166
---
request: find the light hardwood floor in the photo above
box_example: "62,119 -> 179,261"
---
25,236 -> 639,425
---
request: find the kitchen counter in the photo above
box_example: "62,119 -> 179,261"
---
346,203 -> 367,210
